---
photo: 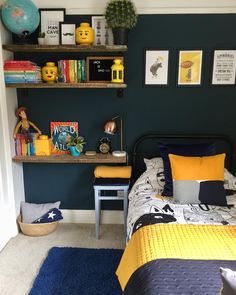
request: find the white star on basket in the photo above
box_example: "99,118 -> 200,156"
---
48,211 -> 56,220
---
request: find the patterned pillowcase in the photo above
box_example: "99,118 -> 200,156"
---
159,143 -> 216,197
144,157 -> 163,170
129,165 -> 165,200
220,267 -> 236,295
169,153 -> 227,206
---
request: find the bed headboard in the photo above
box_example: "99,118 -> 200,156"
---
132,134 -> 236,182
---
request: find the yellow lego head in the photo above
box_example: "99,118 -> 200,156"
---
42,62 -> 58,83
76,23 -> 94,45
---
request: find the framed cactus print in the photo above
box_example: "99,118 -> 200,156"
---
144,49 -> 170,86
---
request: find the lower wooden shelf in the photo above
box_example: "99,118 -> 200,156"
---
6,82 -> 127,89
12,153 -> 127,164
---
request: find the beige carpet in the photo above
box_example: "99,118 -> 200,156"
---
0,223 -> 125,295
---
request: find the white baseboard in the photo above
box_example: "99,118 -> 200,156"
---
61,209 -> 124,224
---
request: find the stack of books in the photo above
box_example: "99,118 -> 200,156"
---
57,59 -> 86,83
15,133 -> 37,156
4,60 -> 42,84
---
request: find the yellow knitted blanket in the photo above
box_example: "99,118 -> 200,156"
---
116,224 -> 236,291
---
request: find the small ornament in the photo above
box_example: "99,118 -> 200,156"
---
99,137 -> 110,154
111,59 -> 124,83
42,62 -> 58,83
76,23 -> 94,45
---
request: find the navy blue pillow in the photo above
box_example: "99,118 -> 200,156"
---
159,143 -> 216,196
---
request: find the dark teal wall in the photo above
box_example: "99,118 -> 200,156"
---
17,14 -> 236,209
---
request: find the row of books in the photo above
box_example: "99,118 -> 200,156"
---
4,60 -> 42,83
15,133 -> 37,156
57,60 -> 86,83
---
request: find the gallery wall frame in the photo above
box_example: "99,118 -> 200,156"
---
177,49 -> 203,86
144,48 -> 170,87
91,16 -> 113,46
211,49 -> 236,86
59,22 -> 76,45
39,8 -> 65,45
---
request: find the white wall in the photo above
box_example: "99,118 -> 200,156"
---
32,0 -> 236,14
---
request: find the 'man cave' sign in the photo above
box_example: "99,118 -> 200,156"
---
87,56 -> 124,82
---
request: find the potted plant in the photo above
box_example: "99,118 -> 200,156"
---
38,32 -> 45,45
105,0 -> 137,45
67,135 -> 86,156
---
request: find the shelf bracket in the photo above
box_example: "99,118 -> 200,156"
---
117,88 -> 124,97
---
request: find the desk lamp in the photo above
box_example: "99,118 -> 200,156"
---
104,116 -> 127,157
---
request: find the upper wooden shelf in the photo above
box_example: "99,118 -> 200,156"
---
5,82 -> 127,89
2,44 -> 128,53
12,153 -> 127,164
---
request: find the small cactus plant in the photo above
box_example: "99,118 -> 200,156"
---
105,0 -> 137,29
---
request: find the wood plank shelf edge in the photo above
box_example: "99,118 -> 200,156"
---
6,82 -> 127,89
3,44 -> 128,53
12,154 -> 127,164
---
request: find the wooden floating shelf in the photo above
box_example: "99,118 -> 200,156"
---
12,153 -> 127,164
6,82 -> 127,89
3,44 -> 128,53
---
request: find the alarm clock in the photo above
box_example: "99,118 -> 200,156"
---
99,137 -> 110,154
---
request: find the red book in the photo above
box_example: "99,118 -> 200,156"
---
4,60 -> 36,65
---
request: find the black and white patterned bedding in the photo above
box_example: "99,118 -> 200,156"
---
127,159 -> 236,240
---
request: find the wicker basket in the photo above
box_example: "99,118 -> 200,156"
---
17,214 -> 59,237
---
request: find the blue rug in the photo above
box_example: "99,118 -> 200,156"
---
29,247 -> 123,295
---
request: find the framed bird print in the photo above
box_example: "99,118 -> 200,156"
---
144,49 -> 169,86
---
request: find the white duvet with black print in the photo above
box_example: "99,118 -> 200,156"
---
127,165 -> 236,241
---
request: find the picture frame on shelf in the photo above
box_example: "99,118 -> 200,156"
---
86,56 -> 124,83
144,49 -> 170,86
59,23 -> 76,45
39,8 -> 65,45
211,49 -> 236,85
177,50 -> 203,86
91,16 -> 113,46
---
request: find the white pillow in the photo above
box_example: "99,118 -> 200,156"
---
21,201 -> 61,223
220,267 -> 236,295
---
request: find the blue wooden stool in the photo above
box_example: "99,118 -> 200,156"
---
93,178 -> 130,239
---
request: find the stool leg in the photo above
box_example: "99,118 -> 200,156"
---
94,189 -> 101,239
123,189 -> 128,237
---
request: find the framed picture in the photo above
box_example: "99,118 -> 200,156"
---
211,50 -> 236,85
91,16 -> 113,46
59,23 -> 76,45
144,49 -> 169,86
177,50 -> 203,86
86,56 -> 123,82
39,9 -> 65,45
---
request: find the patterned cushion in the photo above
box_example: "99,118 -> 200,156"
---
159,143 -> 216,196
169,153 -> 227,206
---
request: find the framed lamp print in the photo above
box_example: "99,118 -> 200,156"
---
177,50 -> 203,86
91,16 -> 113,46
39,9 -> 65,45
144,49 -> 169,86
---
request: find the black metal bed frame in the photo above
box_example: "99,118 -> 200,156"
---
131,134 -> 236,182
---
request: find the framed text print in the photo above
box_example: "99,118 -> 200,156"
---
39,9 -> 65,45
177,50 -> 203,86
212,50 -> 236,85
144,49 -> 169,86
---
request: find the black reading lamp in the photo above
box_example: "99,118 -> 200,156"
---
104,116 -> 127,157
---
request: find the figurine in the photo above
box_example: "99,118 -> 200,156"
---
76,23 -> 94,45
13,106 -> 41,142
42,62 -> 58,83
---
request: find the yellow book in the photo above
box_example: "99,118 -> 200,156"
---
69,60 -> 75,83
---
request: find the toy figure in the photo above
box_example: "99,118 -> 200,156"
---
76,23 -> 94,45
13,106 -> 41,142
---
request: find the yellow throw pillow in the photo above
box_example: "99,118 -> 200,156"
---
169,153 -> 225,181
168,153 -> 226,206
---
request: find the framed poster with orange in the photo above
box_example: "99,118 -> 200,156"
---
177,50 -> 203,86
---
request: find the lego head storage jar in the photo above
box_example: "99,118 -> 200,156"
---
42,62 -> 58,83
76,22 -> 94,45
